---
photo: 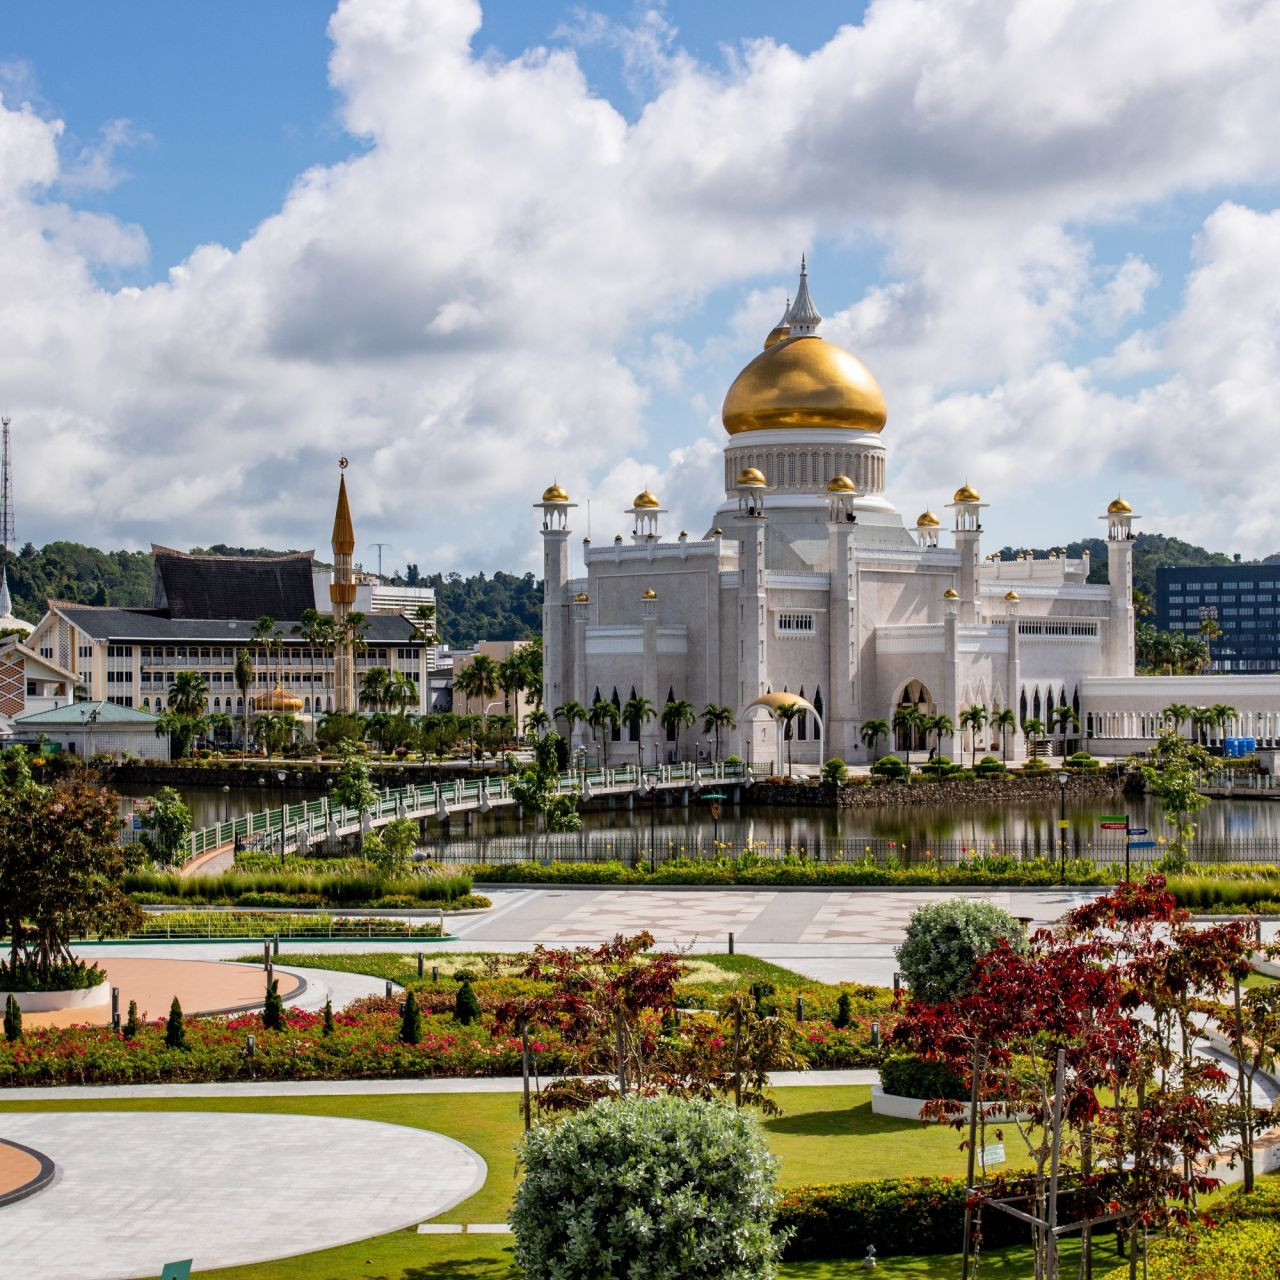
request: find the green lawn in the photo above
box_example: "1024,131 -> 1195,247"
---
0,1084 -> 991,1279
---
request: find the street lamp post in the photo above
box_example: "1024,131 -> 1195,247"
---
277,768 -> 288,860
646,776 -> 658,874
1056,770 -> 1069,882
222,784 -> 231,822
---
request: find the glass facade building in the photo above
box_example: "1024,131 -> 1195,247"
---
1156,565 -> 1280,673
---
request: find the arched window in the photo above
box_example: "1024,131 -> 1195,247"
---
610,688 -> 623,741
797,687 -> 808,740
813,687 -> 823,740
665,687 -> 677,741
1020,688 -> 1029,725
1033,688 -> 1042,720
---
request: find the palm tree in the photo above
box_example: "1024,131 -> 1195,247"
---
774,701 -> 803,775
701,703 -> 736,762
1198,616 -> 1223,671
390,670 -> 418,718
587,697 -> 620,769
469,654 -> 501,713
410,602 -> 438,647
168,670 -> 209,717
660,698 -> 697,762
860,717 -> 889,763
453,662 -> 482,715
1050,705 -> 1080,758
892,706 -> 923,763
1162,703 -> 1193,737
959,704 -> 988,768
1022,716 -> 1046,760
923,713 -> 954,761
992,707 -> 1017,761
554,699 -> 588,745
622,693 -> 657,770
498,654 -> 525,732
360,667 -> 394,713
1211,703 -> 1239,745
525,709 -> 550,739
233,650 -> 255,754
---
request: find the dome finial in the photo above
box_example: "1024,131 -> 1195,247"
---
788,255 -> 821,336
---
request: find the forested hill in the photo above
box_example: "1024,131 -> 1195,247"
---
425,571 -> 541,647
2,543 -> 154,621
995,532 -> 1241,601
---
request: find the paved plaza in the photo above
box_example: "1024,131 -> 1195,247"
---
0,1111 -> 485,1280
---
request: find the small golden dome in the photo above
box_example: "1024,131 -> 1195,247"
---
827,474 -> 857,493
633,490 -> 660,509
712,527 -> 723,535
1005,590 -> 1020,602
614,534 -> 623,542
679,530 -> 688,538
722,336 -> 887,435
1107,496 -> 1132,514
542,482 -> 569,503
573,592 -> 589,602
953,483 -> 982,503
642,588 -> 657,600
254,686 -> 304,713
736,467 -> 766,486
943,588 -> 959,600
916,510 -> 940,527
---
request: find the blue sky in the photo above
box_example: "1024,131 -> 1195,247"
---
3,0 -> 1280,574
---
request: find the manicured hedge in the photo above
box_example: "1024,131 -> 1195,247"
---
125,868 -> 474,907
879,1054 -> 967,1102
778,1175 -> 1124,1261
470,859 -> 1113,888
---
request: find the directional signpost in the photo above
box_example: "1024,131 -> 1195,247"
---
1099,814 -> 1131,879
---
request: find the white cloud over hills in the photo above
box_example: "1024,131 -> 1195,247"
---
2,0 -> 1280,575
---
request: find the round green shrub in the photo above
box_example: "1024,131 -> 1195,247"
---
511,1094 -> 785,1280
879,1054 -> 967,1101
973,754 -> 1007,778
1066,751 -> 1099,770
1019,756 -> 1049,772
820,757 -> 848,785
870,755 -> 909,780
895,898 -> 1027,1003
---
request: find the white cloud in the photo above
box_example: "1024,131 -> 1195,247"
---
3,0 -> 1280,579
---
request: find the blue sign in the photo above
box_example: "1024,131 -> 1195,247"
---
1128,827 -> 1148,836
1128,840 -> 1157,850
160,1265 -> 192,1280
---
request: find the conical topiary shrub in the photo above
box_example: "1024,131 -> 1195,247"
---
400,990 -> 422,1044
322,997 -> 335,1036
123,999 -> 139,1039
454,978 -> 481,1026
3,994 -> 21,1043
263,979 -> 284,1031
165,995 -> 186,1050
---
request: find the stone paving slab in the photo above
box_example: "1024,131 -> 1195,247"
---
0,1111 -> 486,1280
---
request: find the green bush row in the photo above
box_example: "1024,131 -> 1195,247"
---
777,1176 -> 1120,1260
469,858 -> 1114,888
878,1054 -> 968,1102
1166,873 -> 1280,911
125,867 -> 473,906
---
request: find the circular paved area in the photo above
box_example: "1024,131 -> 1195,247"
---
27,958 -> 304,1029
0,1111 -> 485,1279
0,1138 -> 51,1205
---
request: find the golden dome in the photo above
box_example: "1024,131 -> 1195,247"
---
633,490 -> 660,509
916,510 -> 941,527
736,467 -> 766,486
953,483 -> 981,503
1005,590 -> 1020,602
542,482 -> 569,503
642,588 -> 657,600
827,474 -> 857,493
573,592 -> 589,602
722,336 -> 887,435
943,588 -> 959,600
1107,496 -> 1132,514
253,686 -> 304,713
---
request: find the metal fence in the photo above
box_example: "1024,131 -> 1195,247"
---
427,832 -> 1280,868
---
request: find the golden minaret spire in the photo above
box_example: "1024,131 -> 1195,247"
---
330,459 -> 357,714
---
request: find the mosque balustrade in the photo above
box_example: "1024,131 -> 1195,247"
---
875,624 -> 946,655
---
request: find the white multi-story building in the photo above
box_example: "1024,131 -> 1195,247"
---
539,261 -> 1280,767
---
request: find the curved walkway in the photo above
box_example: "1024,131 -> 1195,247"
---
0,1111 -> 485,1280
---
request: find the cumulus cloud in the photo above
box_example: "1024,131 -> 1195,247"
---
3,0 -> 1280,578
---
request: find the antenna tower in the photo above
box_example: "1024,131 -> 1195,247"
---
371,542 -> 391,581
0,417 -> 12,553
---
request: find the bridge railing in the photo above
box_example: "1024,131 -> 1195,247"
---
185,761 -> 745,860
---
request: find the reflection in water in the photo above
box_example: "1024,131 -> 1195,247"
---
121,780 -> 1280,866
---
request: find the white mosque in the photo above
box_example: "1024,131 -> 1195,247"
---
538,261 -> 1279,769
